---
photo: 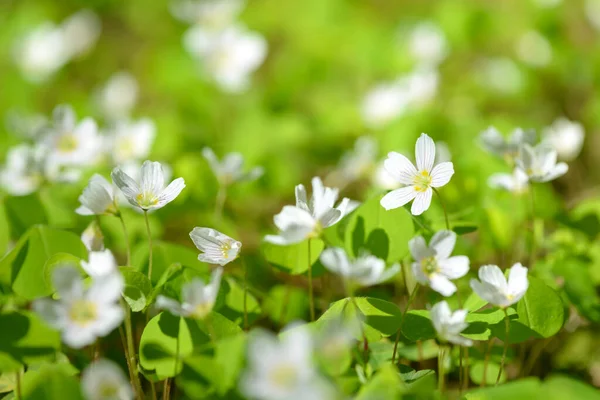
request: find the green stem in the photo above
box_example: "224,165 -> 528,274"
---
242,257 -> 248,331
144,211 -> 153,281
215,184 -> 227,222
124,304 -> 144,399
307,238 -> 315,322
438,345 -> 446,394
162,378 -> 171,400
118,326 -> 134,386
481,339 -> 493,387
463,346 -> 471,391
348,295 -> 369,364
15,370 -> 21,400
392,284 -> 419,364
117,212 -> 132,267
496,309 -> 510,385
432,187 -> 450,230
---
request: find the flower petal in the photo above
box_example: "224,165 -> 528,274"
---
410,188 -> 432,215
478,265 -> 507,291
408,236 -> 430,261
156,177 -> 186,207
140,160 -> 165,195
415,133 -> 436,172
380,186 -> 417,210
320,247 -> 350,277
507,262 -> 529,299
430,162 -> 454,188
429,274 -> 457,296
430,230 -> 456,260
383,152 -> 417,185
439,256 -> 469,279
111,167 -> 140,207
52,267 -> 84,300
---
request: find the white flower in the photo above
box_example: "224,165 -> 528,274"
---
111,160 -> 186,211
319,247 -> 399,287
409,230 -> 469,297
586,0 -> 600,31
0,144 -> 45,195
477,58 -> 524,95
516,31 -> 552,68
60,10 -> 101,59
338,136 -> 378,182
430,301 -> 472,347
33,267 -> 124,348
183,24 -> 267,92
479,126 -> 536,160
542,118 -> 585,161
95,72 -> 139,120
470,263 -> 529,308
81,221 -> 105,252
265,177 -> 351,245
190,227 -> 241,266
171,0 -> 244,29
5,109 -> 48,140
202,147 -> 263,186
402,68 -> 439,107
76,174 -> 116,216
240,324 -> 331,400
488,168 -> 529,194
380,133 -> 454,215
156,268 -> 223,319
108,118 -> 156,165
360,82 -> 409,128
516,143 -> 568,182
82,250 -> 118,279
407,21 -> 448,67
81,359 -> 133,400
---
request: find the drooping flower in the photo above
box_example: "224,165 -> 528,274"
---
202,147 -> 263,187
542,118 -> 585,161
189,227 -> 241,266
33,267 -> 124,348
470,263 -> 529,308
240,324 -> 333,400
81,359 -> 133,400
380,133 -> 454,215
95,72 -> 139,120
430,301 -> 473,347
108,118 -> 156,165
516,143 -> 568,182
265,177 -> 352,245
81,250 -> 118,279
479,126 -> 536,160
409,230 -> 469,297
488,168 -> 529,194
406,21 -> 448,67
319,247 -> 399,288
76,174 -> 117,216
111,160 -> 186,211
156,268 -> 223,319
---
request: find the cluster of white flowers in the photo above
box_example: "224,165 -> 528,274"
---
13,10 -> 101,83
172,0 -> 267,92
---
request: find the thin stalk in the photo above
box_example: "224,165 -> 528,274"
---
496,309 -> 510,385
124,305 -> 144,399
459,345 -> 463,394
438,345 -> 446,394
242,257 -> 249,331
144,211 -> 153,280
118,326 -> 134,385
521,338 -> 550,377
481,339 -> 493,387
163,379 -> 171,400
392,284 -> 420,364
529,186 -> 536,267
151,382 -> 157,400
463,346 -> 471,391
215,184 -> 227,222
432,187 -> 450,230
349,295 -> 369,364
15,370 -> 21,400
307,238 -> 315,322
117,212 -> 132,267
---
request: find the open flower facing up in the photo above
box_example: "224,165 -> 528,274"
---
380,133 -> 454,215
108,118 -> 156,165
33,267 -> 124,348
516,143 -> 568,182
430,301 -> 473,347
319,247 -> 399,288
81,359 -> 133,400
409,230 -> 469,297
265,177 -> 352,245
542,117 -> 585,161
76,174 -> 116,216
479,127 -> 536,161
488,168 -> 529,194
81,249 -> 118,279
470,263 -> 529,308
156,268 -> 223,319
111,160 -> 185,211
240,324 -> 332,400
190,227 -> 241,265
202,147 -> 263,186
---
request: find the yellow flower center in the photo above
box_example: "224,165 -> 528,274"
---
190,302 -> 213,320
69,300 -> 97,326
269,364 -> 297,388
99,384 -> 120,397
413,170 -> 432,192
117,138 -> 135,159
136,192 -> 159,208
420,256 -> 439,277
57,134 -> 78,153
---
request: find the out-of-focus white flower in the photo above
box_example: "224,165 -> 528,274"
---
320,247 -> 399,288
81,221 -> 105,252
516,143 -> 568,182
189,227 -> 241,266
430,301 -> 472,346
0,144 -> 45,195
380,133 -> 454,215
33,267 -> 124,348
240,324 -> 332,400
112,160 -> 185,211
81,250 -> 118,279
373,161 -> 402,190
338,136 -> 378,182
5,110 -> 47,140
95,72 -> 139,120
409,230 -> 469,297
586,0 -> 600,31
156,268 -> 223,319
407,22 -> 448,67
403,68 -> 439,107
532,0 -> 561,8
60,10 -> 101,58
542,118 -> 585,161
516,31 -> 552,68
76,174 -> 116,216
171,0 -> 244,29
108,118 -> 156,165
202,147 -> 263,186
315,316 -> 360,361
479,126 -> 536,160
488,168 -> 529,194
184,24 -> 267,92
477,58 -> 524,95
470,263 -> 529,308
81,359 -> 133,400
435,141 -> 452,163
265,177 -> 351,245
360,82 -> 409,128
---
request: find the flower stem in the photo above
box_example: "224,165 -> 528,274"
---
215,184 -> 227,222
124,304 -> 143,399
15,370 -> 21,400
307,238 -> 315,322
438,345 -> 446,394
242,257 -> 248,331
496,309 -> 510,385
144,210 -> 153,281
481,338 -> 493,387
432,187 -> 450,230
117,212 -> 132,267
463,346 -> 471,391
162,379 -> 171,400
392,283 -> 419,364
